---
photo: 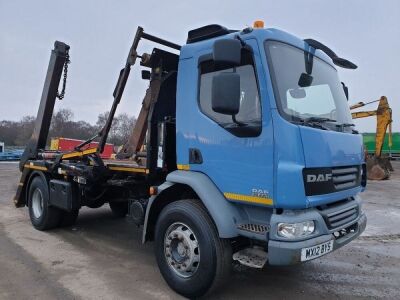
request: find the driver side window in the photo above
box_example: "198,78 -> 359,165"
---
198,50 -> 261,137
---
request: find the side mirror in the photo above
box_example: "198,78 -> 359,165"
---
341,82 -> 349,100
213,39 -> 241,66
212,72 -> 240,115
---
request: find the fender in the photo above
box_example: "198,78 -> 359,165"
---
142,170 -> 241,242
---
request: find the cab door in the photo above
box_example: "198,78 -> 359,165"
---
182,38 -> 275,206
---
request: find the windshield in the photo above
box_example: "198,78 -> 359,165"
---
265,41 -> 353,127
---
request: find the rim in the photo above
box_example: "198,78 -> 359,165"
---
32,188 -> 44,219
164,222 -> 200,278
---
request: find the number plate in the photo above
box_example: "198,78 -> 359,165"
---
301,240 -> 334,261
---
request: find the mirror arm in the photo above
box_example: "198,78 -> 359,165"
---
232,115 -> 246,126
304,38 -> 357,69
235,34 -> 246,47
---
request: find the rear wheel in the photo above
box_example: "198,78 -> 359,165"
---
109,202 -> 128,218
28,176 -> 61,230
154,199 -> 232,298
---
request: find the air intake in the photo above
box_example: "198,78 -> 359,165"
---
237,223 -> 269,235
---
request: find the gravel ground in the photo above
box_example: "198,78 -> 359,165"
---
0,161 -> 399,299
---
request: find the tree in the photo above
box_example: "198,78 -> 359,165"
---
0,110 -> 136,147
15,116 -> 35,146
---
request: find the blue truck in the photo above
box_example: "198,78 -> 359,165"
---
15,22 -> 367,297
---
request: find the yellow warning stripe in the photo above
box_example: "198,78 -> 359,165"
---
108,166 -> 149,174
24,164 -> 47,171
177,164 -> 190,170
62,148 -> 97,159
224,192 -> 273,205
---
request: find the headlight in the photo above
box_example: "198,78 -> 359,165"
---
277,221 -> 315,239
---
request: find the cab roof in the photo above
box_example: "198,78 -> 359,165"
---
182,24 -> 336,68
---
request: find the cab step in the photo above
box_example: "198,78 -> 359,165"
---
233,247 -> 268,269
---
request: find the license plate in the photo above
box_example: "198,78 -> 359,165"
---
301,240 -> 334,261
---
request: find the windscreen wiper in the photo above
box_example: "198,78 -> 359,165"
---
304,117 -> 336,123
296,117 -> 332,130
338,123 -> 355,127
335,123 -> 358,134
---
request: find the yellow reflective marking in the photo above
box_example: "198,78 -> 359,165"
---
24,164 -> 47,171
224,192 -> 273,205
177,164 -> 190,170
108,166 -> 149,174
62,148 -> 97,159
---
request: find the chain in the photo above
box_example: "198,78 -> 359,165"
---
56,50 -> 70,100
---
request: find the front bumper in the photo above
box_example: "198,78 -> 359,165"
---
268,213 -> 366,265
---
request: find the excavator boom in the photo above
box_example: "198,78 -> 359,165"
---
350,96 -> 393,180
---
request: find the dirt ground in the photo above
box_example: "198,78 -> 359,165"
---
0,162 -> 399,300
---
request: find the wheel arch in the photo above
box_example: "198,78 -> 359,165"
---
142,170 -> 240,243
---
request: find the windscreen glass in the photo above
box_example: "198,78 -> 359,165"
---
265,41 -> 353,126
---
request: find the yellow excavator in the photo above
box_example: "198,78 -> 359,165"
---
350,96 -> 393,180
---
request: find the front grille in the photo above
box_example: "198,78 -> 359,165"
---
318,198 -> 359,230
303,165 -> 362,196
332,166 -> 360,191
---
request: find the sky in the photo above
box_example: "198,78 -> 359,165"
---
0,0 -> 399,132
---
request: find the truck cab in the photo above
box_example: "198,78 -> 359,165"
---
16,22 -> 366,298
170,24 -> 366,263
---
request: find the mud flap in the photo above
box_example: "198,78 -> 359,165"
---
14,168 -> 30,207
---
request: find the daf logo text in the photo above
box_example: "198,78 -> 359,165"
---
307,173 -> 332,183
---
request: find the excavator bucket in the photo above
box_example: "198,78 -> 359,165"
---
365,155 -> 392,180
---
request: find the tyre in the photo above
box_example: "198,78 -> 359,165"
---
59,210 -> 79,227
109,201 -> 128,218
28,176 -> 62,231
154,199 -> 232,298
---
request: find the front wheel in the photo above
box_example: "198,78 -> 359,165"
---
154,200 -> 232,298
